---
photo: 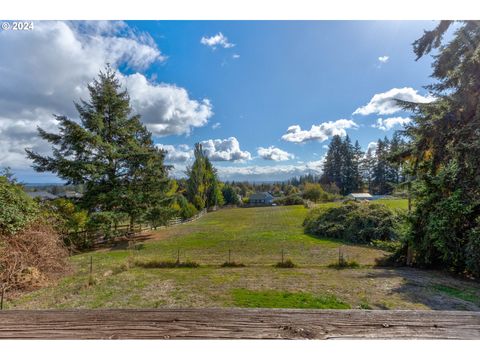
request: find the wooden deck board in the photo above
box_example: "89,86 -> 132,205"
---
0,309 -> 479,339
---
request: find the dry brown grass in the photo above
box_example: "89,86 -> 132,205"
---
0,221 -> 69,294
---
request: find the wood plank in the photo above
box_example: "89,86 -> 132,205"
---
0,309 -> 479,339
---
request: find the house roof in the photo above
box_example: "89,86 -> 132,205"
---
25,191 -> 58,200
348,193 -> 373,198
249,192 -> 274,200
58,191 -> 83,199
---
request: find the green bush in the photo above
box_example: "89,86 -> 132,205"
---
0,175 -> 39,236
275,194 -> 305,206
371,239 -> 402,253
303,201 -> 400,244
466,218 -> 480,277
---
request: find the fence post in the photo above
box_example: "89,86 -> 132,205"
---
0,287 -> 4,310
176,249 -> 180,264
90,256 -> 93,275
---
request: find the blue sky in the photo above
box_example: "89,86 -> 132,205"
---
0,20 -> 445,182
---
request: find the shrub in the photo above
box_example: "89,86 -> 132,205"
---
1,175 -> 68,292
221,261 -> 245,268
302,183 -> 326,203
0,175 -> 38,236
371,239 -> 401,252
466,220 -> 480,277
0,221 -> 69,292
135,260 -> 200,268
303,201 -> 400,244
275,194 -> 305,206
274,259 -> 296,268
174,195 -> 199,220
328,260 -> 360,269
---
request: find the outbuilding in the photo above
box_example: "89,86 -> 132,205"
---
346,193 -> 373,201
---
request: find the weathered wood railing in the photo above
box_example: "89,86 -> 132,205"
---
0,309 -> 479,339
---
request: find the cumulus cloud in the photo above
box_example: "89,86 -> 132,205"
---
212,122 -> 221,129
281,120 -> 358,143
156,144 -> 193,163
257,146 -> 294,161
378,55 -> 389,63
372,117 -> 411,131
0,21 -> 213,169
200,137 -> 251,162
200,32 -> 235,49
122,73 -> 213,136
353,87 -> 435,116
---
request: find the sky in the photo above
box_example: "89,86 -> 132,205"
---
0,20 -> 447,183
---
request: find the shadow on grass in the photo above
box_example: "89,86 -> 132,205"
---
357,267 -> 480,311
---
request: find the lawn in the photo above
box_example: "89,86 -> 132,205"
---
8,200 -> 480,311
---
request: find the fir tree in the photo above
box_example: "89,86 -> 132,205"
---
25,67 -> 171,227
396,21 -> 480,276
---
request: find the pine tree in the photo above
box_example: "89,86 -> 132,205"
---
25,67 -> 171,227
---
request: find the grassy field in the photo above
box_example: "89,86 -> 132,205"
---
9,199 -> 480,310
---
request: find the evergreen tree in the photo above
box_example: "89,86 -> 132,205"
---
185,143 -> 223,210
340,135 -> 356,195
322,135 -> 344,192
353,140 -> 364,191
361,146 -> 375,193
397,21 -> 480,276
25,67 -> 171,227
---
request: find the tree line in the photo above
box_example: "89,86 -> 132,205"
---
321,133 -> 407,196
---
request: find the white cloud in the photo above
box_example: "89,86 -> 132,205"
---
281,119 -> 358,143
353,87 -> 435,116
212,122 -> 221,129
200,32 -> 235,49
122,73 -> 213,136
378,55 -> 389,63
156,144 -> 193,163
200,137 -> 251,162
232,54 -> 240,59
257,146 -> 294,161
0,21 -> 213,169
372,117 -> 411,131
366,141 -> 378,155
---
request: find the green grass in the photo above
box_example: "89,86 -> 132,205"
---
374,198 -> 409,210
9,201 -> 480,311
433,284 -> 480,305
231,289 -> 350,309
